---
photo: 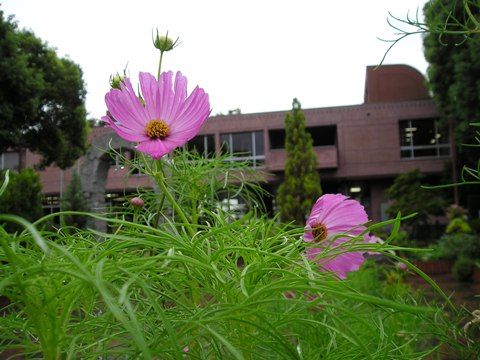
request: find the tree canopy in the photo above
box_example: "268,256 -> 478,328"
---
277,98 -> 322,225
423,0 -> 480,159
0,9 -> 87,169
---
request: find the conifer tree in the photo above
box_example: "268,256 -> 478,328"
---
61,171 -> 89,228
277,98 -> 322,224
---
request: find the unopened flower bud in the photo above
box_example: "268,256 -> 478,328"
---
110,73 -> 125,90
153,30 -> 179,52
130,197 -> 144,208
396,262 -> 407,271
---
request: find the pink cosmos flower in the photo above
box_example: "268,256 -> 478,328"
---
103,71 -> 210,159
304,194 -> 369,279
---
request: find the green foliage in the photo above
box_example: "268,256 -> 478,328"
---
432,233 -> 480,260
0,168 -> 43,230
386,169 -> 445,241
452,257 -> 475,281
277,99 -> 322,224
0,8 -> 87,169
0,151 -> 474,358
61,171 -> 89,228
446,217 -> 473,234
423,0 -> 480,204
0,210 -> 464,358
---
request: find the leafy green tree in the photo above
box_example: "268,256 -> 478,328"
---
61,171 -> 89,228
386,169 -> 445,241
277,98 -> 322,224
423,0 -> 480,208
0,9 -> 87,169
0,169 -> 43,230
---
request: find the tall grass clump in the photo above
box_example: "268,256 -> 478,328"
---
0,151 -> 476,359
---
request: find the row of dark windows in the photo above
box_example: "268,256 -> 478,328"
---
186,125 -> 337,158
186,119 -> 450,160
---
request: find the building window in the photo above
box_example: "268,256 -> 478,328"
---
269,125 -> 337,149
308,125 -> 337,146
220,131 -> 264,167
185,134 -> 215,157
399,119 -> 450,158
1,151 -> 20,171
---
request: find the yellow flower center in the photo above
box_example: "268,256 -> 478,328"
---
145,119 -> 170,139
312,223 -> 328,243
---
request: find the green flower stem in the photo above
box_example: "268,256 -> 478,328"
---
157,51 -> 164,80
154,161 -> 195,237
191,198 -> 199,231
154,192 -> 166,227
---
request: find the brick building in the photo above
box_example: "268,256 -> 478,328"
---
1,64 -> 451,221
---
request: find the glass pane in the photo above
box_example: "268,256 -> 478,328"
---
400,149 -> 412,158
269,129 -> 285,149
439,146 -> 450,156
231,132 -> 252,156
186,135 -> 206,155
206,135 -> 216,157
254,131 -> 264,156
399,120 -> 413,147
411,119 -> 435,146
308,125 -> 336,146
220,134 -> 230,154
413,147 -> 436,157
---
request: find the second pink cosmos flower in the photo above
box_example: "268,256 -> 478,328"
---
103,71 -> 210,159
304,194 -> 369,279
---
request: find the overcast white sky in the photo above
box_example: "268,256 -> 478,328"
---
3,0 -> 429,119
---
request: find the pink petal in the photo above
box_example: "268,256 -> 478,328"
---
170,87 -> 210,135
164,71 -> 188,123
105,79 -> 149,131
319,251 -> 365,279
306,194 -> 349,227
139,72 -> 161,120
306,246 -> 365,280
304,231 -> 314,242
158,71 -> 174,121
323,200 -> 368,229
136,139 -> 175,159
102,116 -> 149,142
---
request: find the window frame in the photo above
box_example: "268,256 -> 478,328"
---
399,118 -> 450,159
185,134 -> 215,158
220,131 -> 265,168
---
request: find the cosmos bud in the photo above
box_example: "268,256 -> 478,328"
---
130,197 -> 144,208
153,29 -> 179,52
109,73 -> 125,90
